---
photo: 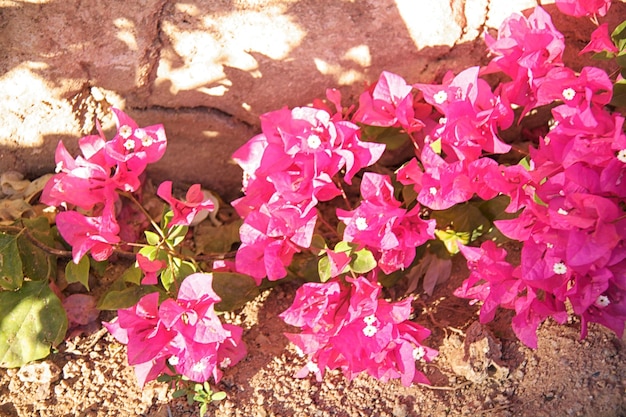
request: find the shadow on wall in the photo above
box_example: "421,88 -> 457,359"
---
1,0 -> 621,198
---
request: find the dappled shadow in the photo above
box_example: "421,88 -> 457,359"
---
2,0 -> 624,198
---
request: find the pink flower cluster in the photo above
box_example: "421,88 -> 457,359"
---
231,104 -> 386,282
104,273 -> 246,387
41,109 -> 167,263
280,276 -> 437,386
337,172 -> 435,274
453,5 -> 626,347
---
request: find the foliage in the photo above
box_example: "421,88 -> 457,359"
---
0,0 -> 625,413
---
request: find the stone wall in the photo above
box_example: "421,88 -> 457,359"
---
0,0 -> 623,199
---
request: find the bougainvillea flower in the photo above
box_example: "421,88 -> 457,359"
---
136,253 -> 167,285
56,201 -> 121,263
338,173 -> 435,273
104,108 -> 167,175
157,181 -> 215,227
281,276 -> 437,386
103,292 -> 175,387
41,141 -> 119,211
555,0 -> 612,17
235,202 -> 316,282
579,23 -> 619,55
353,71 -> 426,133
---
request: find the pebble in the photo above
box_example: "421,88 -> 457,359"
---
17,361 -> 60,384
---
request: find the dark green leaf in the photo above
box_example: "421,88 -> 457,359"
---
610,78 -> 626,108
17,229 -> 56,282
194,220 -> 242,255
611,19 -> 626,49
359,125 -> 409,150
211,272 -> 260,312
0,280 -> 67,367
96,285 -> 158,310
0,233 -> 23,290
65,255 -> 91,290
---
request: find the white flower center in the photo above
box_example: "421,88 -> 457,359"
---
433,90 -> 448,104
595,295 -> 610,308
438,117 -> 447,125
191,361 -> 207,374
119,125 -> 133,139
141,136 -> 154,147
553,262 -> 567,275
355,217 -> 368,231
123,139 -> 135,151
363,325 -> 378,337
413,346 -> 426,361
363,315 -> 377,325
133,128 -> 147,139
429,187 -> 438,196
219,357 -> 232,369
562,88 -> 576,101
307,134 -> 322,149
306,361 -> 319,373
557,208 -> 568,215
168,356 -> 179,366
617,150 -> 626,163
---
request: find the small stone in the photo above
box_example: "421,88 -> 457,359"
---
17,361 -> 60,384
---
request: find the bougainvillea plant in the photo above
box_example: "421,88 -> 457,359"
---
0,0 -> 625,414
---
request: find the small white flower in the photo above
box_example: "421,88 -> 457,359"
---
191,361 -> 207,374
133,128 -> 147,139
219,357 -> 232,369
307,134 -> 322,149
433,90 -> 448,104
363,315 -> 377,325
413,346 -> 426,361
595,295 -> 610,308
557,208 -> 568,215
429,187 -> 438,196
141,136 -> 154,147
168,356 -> 180,366
438,117 -> 447,125
617,150 -> 626,163
119,125 -> 133,139
123,138 -> 135,151
546,242 -> 554,249
553,262 -> 567,275
355,217 -> 368,231
562,87 -> 576,101
306,361 -> 319,373
544,136 -> 551,145
363,325 -> 378,337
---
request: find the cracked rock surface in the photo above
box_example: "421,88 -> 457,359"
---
5,0 -> 623,196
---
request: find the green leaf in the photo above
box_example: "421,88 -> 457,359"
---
199,402 -> 208,417
211,391 -> 227,401
194,220 -> 242,255
611,19 -> 626,50
211,272 -> 260,311
0,280 -> 68,367
89,258 -> 108,276
318,255 -> 332,283
359,125 -> 409,150
65,255 -> 91,290
96,285 -> 158,310
172,389 -> 187,399
616,49 -> 626,70
166,225 -> 189,248
144,230 -> 161,246
610,78 -> 626,109
0,233 -> 23,290
17,229 -> 56,282
351,248 -> 377,274
309,234 -> 327,254
121,264 -> 143,285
